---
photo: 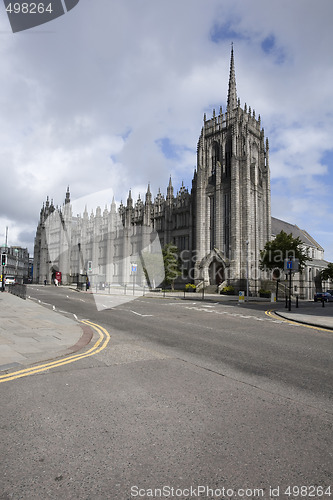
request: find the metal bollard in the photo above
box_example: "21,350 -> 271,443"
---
322,297 -> 325,307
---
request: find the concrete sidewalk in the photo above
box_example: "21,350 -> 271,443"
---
275,302 -> 333,330
0,292 -> 92,372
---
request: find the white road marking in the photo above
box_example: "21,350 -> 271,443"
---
130,310 -> 153,317
185,305 -> 298,326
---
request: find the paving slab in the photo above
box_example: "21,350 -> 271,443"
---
275,302 -> 333,330
0,292 -> 92,371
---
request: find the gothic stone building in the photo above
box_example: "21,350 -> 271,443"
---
33,48 -> 327,297
193,47 -> 270,289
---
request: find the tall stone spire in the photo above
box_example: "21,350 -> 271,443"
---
65,186 -> 70,205
111,195 -> 116,213
167,176 -> 174,199
127,189 -> 133,209
145,183 -> 152,204
227,43 -> 237,115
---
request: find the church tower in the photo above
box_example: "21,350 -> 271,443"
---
193,46 -> 271,291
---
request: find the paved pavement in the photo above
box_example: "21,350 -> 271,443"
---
0,292 -> 92,372
275,302 -> 333,329
0,289 -> 332,373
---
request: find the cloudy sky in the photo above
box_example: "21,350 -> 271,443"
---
0,0 -> 332,262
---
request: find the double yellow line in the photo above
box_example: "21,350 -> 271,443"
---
0,320 -> 110,384
265,309 -> 332,333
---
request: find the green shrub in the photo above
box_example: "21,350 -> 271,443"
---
220,285 -> 235,295
259,289 -> 271,297
185,283 -> 196,292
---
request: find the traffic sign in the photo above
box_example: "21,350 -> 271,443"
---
284,258 -> 299,272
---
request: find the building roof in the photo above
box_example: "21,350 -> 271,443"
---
271,217 -> 324,251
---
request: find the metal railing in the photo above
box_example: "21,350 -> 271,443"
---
195,280 -> 204,292
7,283 -> 27,300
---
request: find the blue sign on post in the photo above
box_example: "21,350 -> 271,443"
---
284,258 -> 299,272
131,264 -> 137,273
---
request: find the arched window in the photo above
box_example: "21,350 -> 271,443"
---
211,141 -> 220,175
225,138 -> 232,178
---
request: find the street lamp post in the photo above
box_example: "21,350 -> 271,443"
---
246,240 -> 249,302
14,248 -> 18,283
2,226 -> 8,292
1,261 -> 5,292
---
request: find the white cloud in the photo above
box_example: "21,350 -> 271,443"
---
270,126 -> 332,179
0,0 -> 332,262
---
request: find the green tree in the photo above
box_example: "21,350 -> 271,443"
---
259,230 -> 310,273
162,243 -> 181,290
320,262 -> 333,281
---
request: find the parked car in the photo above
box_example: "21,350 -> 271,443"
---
4,276 -> 16,285
314,290 -> 333,302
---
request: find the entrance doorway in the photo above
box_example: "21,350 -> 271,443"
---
209,259 -> 224,285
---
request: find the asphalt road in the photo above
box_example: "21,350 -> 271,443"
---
1,286 -> 332,500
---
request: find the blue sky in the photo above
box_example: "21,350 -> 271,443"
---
0,0 -> 332,261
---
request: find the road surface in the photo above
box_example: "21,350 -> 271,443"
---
1,286 -> 332,500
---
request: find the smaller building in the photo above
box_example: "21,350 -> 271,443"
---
271,218 -> 329,300
0,246 -> 30,284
